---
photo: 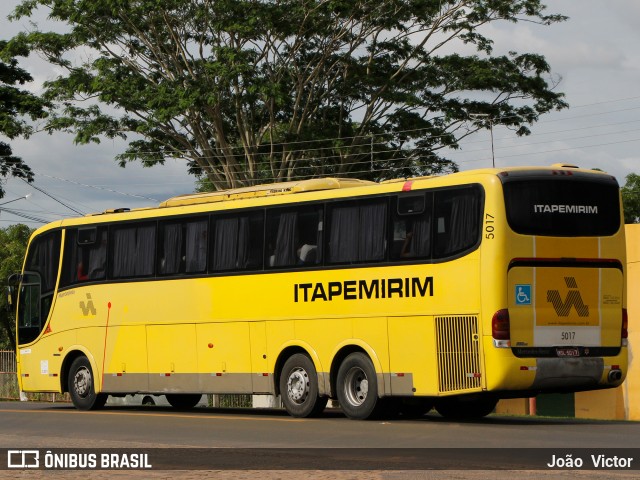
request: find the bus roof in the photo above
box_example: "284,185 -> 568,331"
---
90,164 -> 615,216
29,164 -> 615,236
158,177 -> 376,208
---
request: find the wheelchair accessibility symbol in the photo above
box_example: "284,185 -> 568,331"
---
515,284 -> 531,305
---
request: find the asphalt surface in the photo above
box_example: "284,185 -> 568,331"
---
0,401 -> 638,479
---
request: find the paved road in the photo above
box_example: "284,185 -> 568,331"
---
0,401 -> 638,479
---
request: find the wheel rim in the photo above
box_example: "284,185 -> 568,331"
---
286,367 -> 310,404
343,366 -> 368,406
73,366 -> 92,398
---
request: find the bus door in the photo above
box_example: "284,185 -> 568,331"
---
15,231 -> 62,391
16,271 -> 55,391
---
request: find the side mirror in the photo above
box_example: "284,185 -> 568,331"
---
6,273 -> 21,310
5,286 -> 13,311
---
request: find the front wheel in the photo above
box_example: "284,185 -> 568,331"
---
68,356 -> 107,411
279,353 -> 327,418
166,394 -> 202,409
336,352 -> 383,420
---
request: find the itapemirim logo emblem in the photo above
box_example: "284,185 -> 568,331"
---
79,293 -> 97,316
546,277 -> 589,317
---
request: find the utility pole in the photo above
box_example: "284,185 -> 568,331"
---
470,114 -> 495,168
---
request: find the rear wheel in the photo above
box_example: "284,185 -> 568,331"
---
336,352 -> 383,420
434,395 -> 498,420
280,353 -> 327,418
165,394 -> 202,409
68,356 -> 107,411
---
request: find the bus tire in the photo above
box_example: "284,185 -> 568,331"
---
434,395 -> 498,420
68,356 -> 107,411
165,394 -> 202,409
336,352 -> 382,420
279,353 -> 327,418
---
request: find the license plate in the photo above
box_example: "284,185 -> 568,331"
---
556,347 -> 580,357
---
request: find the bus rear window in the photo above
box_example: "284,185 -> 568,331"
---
502,177 -> 621,236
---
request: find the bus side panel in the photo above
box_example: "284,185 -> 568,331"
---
102,325 -> 148,392
249,322 -> 271,393
197,322 -> 253,393
18,332 -> 70,393
147,324 -> 198,392
388,316 -> 437,396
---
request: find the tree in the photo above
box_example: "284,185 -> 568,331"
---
622,173 -> 640,224
0,224 -> 32,351
0,40 -> 48,199
4,0 -> 567,190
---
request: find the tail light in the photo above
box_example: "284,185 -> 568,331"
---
492,309 -> 511,347
622,308 -> 628,345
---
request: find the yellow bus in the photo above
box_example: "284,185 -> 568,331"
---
8,164 -> 627,419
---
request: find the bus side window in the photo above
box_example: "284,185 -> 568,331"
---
110,223 -> 156,279
327,200 -> 387,264
158,217 -> 208,276
61,227 -> 107,286
433,186 -> 482,259
266,206 -> 322,269
86,229 -> 107,280
390,193 -> 432,261
210,211 -> 264,272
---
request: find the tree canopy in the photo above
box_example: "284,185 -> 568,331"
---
0,224 -> 32,350
0,40 -> 48,199
622,173 -> 640,224
4,0 -> 567,190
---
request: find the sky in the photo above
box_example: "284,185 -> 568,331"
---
1,1 -> 640,227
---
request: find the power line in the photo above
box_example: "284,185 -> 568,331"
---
2,99 -> 640,164
30,172 -> 160,202
19,178 -> 85,215
0,206 -> 49,224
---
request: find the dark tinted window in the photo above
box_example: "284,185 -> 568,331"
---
433,186 -> 482,259
158,217 -> 208,276
327,200 -> 387,264
391,193 -> 433,260
25,231 -> 61,294
266,206 -> 323,268
19,230 -> 61,344
110,222 -> 156,278
61,227 -> 108,286
503,178 -> 620,236
211,211 -> 264,271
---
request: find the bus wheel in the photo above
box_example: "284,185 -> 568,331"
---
336,352 -> 382,420
68,356 -> 107,411
165,394 -> 201,409
434,395 -> 498,420
280,353 -> 327,418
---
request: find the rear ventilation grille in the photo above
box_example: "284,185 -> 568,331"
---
435,315 -> 482,393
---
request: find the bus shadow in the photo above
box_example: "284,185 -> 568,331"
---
88,404 -> 638,425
